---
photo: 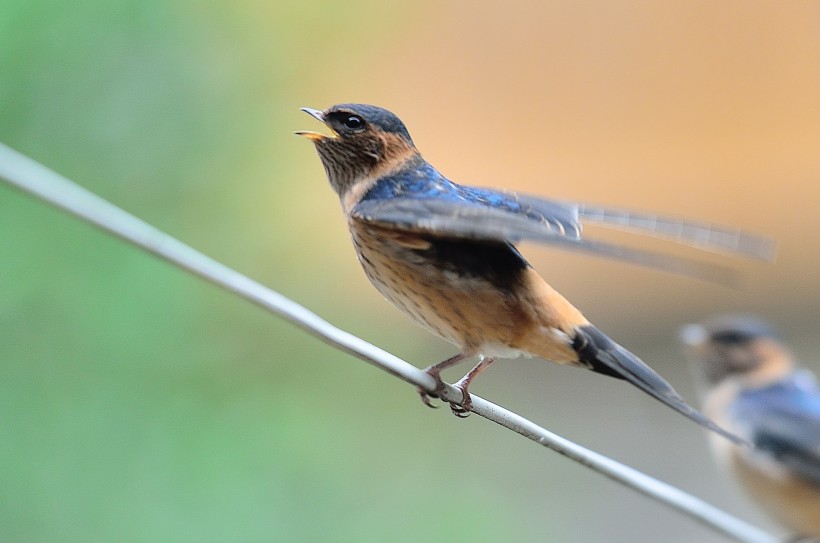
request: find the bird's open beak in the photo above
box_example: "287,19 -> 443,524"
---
295,107 -> 337,140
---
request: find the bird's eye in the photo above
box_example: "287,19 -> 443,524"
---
343,115 -> 364,130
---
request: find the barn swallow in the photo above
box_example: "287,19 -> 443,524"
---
681,316 -> 820,538
297,103 -> 773,443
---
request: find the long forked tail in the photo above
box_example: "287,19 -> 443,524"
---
571,325 -> 745,445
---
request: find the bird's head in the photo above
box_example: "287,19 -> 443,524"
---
680,315 -> 792,386
297,104 -> 418,197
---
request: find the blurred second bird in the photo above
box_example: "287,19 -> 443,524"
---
682,316 -> 820,539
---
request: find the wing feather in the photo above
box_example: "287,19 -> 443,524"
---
577,204 -> 776,261
352,197 -> 740,284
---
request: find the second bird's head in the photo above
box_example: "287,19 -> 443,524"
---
680,315 -> 793,386
297,104 -> 419,197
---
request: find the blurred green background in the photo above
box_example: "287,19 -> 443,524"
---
2,1 -> 819,542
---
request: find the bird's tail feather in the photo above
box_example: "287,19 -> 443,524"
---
572,325 -> 745,445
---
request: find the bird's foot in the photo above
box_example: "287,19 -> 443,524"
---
416,372 -> 472,417
416,368 -> 472,416
418,355 -> 493,417
417,367 -> 446,409
448,357 -> 494,417
449,380 -> 473,418
417,353 -> 470,410
416,353 -> 485,417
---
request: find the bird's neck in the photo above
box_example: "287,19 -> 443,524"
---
340,152 -> 424,214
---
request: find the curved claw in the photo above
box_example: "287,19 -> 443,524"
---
417,387 -> 440,409
450,403 -> 471,418
449,383 -> 473,417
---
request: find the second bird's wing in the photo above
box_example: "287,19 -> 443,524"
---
738,378 -> 820,486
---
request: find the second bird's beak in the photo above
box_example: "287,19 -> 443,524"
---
295,107 -> 336,141
679,324 -> 707,348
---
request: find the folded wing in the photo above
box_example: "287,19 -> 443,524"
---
737,377 -> 820,486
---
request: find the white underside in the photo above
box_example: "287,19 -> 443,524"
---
478,343 -> 532,360
478,327 -> 572,360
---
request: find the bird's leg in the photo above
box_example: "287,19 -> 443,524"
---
450,357 -> 496,417
417,353 -> 469,408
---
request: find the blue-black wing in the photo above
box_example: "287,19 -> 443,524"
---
733,373 -> 820,486
352,170 -> 773,283
352,196 -> 740,284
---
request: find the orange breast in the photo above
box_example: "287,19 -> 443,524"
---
348,221 -> 586,364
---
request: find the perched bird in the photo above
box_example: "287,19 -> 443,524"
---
681,316 -> 820,538
297,103 -> 773,443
